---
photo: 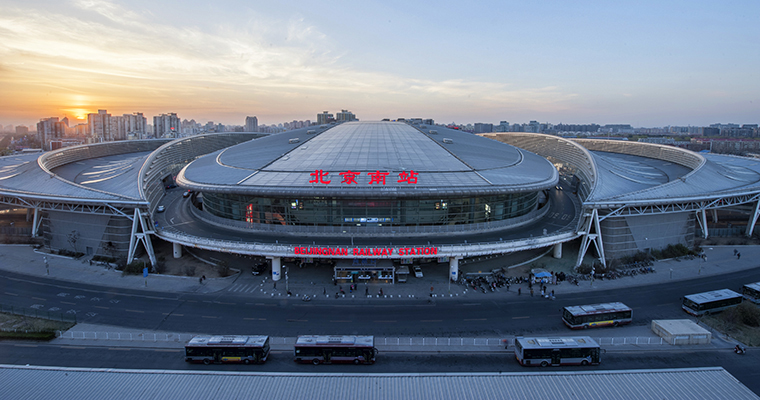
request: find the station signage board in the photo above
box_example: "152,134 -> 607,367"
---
294,246 -> 438,258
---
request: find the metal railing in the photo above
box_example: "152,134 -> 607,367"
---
1,303 -> 77,324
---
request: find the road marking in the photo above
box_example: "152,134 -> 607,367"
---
125,309 -> 144,313
172,314 -> 184,317
330,320 -> 352,323
94,306 -> 109,310
14,344 -> 38,348
202,316 -> 217,319
60,346 -> 86,349
373,320 -> 397,323
421,320 -> 443,323
254,303 -> 266,306
32,297 -> 46,301
287,319 -> 308,322
60,301 -> 76,305
4,292 -> 18,296
215,302 -> 236,305
244,317 -> 265,321
154,349 -> 181,353
108,348 -> 130,351
512,316 -> 530,320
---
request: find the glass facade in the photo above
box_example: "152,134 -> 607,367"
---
203,192 -> 539,227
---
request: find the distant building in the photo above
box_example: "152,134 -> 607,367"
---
87,110 -> 112,142
36,117 -> 66,150
245,116 -> 258,132
15,125 -> 29,136
153,113 -> 180,138
317,111 -> 334,125
335,110 -> 356,122
474,123 -> 493,133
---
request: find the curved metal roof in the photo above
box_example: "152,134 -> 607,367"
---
178,121 -> 559,198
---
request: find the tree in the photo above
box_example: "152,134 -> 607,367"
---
66,230 -> 80,253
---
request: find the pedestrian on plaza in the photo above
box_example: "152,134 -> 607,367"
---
506,283 -> 510,292
323,287 -> 326,295
273,281 -> 276,290
541,288 -> 545,297
737,252 -> 741,260
530,287 -> 534,297
734,249 -> 738,256
379,288 -> 383,296
518,287 -> 521,295
551,290 -> 555,299
365,287 -> 369,296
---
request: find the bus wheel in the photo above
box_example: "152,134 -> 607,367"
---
613,322 -> 619,327
312,358 -> 320,365
540,361 -> 549,367
581,360 -> 589,366
203,359 -> 210,365
354,359 -> 360,365
244,359 -> 251,365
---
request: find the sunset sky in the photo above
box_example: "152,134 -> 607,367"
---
1,0 -> 759,128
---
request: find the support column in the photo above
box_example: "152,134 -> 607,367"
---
711,208 -> 719,223
696,209 -> 709,239
576,208 -> 606,269
553,243 -> 563,259
31,208 -> 41,238
271,257 -> 282,281
449,257 -> 461,282
746,200 -> 760,237
173,242 -> 182,258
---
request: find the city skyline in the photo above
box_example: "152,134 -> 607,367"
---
1,1 -> 759,127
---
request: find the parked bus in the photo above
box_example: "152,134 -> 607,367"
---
513,336 -> 601,367
562,302 -> 632,329
294,335 -> 377,365
742,282 -> 760,304
185,335 -> 270,365
682,289 -> 743,316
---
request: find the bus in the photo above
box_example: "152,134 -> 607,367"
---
513,336 -> 601,367
294,335 -> 377,365
562,302 -> 632,329
742,282 -> 760,304
682,289 -> 743,316
185,335 -> 270,365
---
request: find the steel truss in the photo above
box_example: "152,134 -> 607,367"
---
0,193 -> 156,267
576,192 -> 760,268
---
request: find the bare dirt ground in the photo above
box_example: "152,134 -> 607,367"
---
0,313 -> 74,332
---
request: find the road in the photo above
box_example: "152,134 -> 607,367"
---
3,265 -> 760,337
2,342 -> 759,394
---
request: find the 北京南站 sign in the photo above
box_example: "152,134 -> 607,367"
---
293,246 -> 438,257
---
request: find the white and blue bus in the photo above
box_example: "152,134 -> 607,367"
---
742,282 -> 760,304
185,335 -> 270,365
682,289 -> 743,316
513,336 -> 601,367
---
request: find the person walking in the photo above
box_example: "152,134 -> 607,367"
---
518,287 -> 521,296
738,252 -> 742,260
530,287 -> 534,297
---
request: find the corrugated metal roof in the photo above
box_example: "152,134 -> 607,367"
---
0,153 -> 138,202
1,365 -> 756,400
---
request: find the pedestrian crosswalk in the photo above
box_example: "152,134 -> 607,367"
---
226,282 -> 263,293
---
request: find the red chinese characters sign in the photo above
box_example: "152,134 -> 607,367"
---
310,170 -> 418,185
294,246 -> 438,257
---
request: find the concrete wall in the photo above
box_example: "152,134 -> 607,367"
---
651,319 -> 711,345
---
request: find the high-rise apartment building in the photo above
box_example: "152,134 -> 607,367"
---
317,111 -> 334,125
87,110 -> 111,142
335,110 -> 356,122
153,113 -> 180,137
36,117 -> 66,150
245,116 -> 258,132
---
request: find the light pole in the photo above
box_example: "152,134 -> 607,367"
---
285,266 -> 289,295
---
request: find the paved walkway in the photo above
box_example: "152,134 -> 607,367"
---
1,244 -> 757,301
